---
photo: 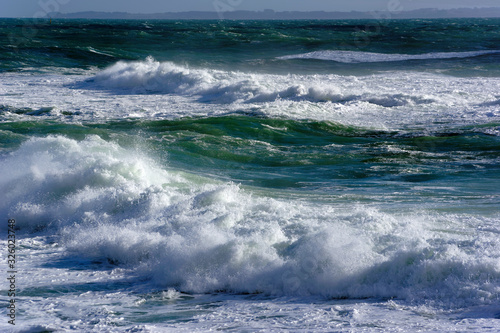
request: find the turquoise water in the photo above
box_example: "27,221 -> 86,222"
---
1,19 -> 499,332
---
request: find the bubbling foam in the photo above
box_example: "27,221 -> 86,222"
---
91,57 -> 346,104
1,136 -> 499,305
2,59 -> 500,133
87,58 -> 500,130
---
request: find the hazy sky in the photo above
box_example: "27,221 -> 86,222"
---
2,0 -> 500,17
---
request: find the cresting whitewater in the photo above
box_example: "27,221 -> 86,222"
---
0,18 -> 500,332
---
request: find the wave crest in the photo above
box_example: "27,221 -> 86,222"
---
1,136 -> 499,303
89,57 -> 436,107
278,50 -> 500,63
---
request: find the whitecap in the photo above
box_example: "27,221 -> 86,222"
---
278,50 -> 500,63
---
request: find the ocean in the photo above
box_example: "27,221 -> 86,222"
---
0,18 -> 499,332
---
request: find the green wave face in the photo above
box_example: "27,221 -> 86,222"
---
2,117 -> 498,193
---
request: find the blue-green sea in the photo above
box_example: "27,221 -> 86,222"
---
1,18 -> 500,332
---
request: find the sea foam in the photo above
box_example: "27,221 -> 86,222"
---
88,57 -> 499,114
2,59 -> 499,133
91,57 -> 347,104
1,135 -> 499,305
88,57 -> 442,112
278,50 -> 500,63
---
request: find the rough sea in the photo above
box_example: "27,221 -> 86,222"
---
1,18 -> 500,332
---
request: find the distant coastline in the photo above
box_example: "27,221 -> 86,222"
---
29,7 -> 500,20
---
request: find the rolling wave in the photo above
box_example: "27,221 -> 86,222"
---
89,56 -> 436,106
278,50 -> 500,63
1,135 -> 499,303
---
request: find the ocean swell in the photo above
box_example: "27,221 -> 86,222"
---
278,50 -> 500,63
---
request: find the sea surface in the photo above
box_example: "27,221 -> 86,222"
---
1,18 -> 500,332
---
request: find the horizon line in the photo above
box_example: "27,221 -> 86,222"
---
3,7 -> 500,20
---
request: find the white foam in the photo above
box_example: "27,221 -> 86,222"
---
1,136 -> 499,305
91,57 -> 345,104
278,50 -> 500,63
1,59 -> 500,131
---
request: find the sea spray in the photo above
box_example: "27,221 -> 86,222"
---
1,136 -> 499,306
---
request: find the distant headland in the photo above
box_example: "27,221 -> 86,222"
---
46,7 -> 500,20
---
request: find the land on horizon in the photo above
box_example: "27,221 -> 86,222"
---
9,7 -> 500,20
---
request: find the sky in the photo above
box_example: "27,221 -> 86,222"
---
2,0 -> 500,17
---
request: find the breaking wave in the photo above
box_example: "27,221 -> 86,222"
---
1,135 -> 499,305
89,57 -> 436,106
278,50 -> 500,63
